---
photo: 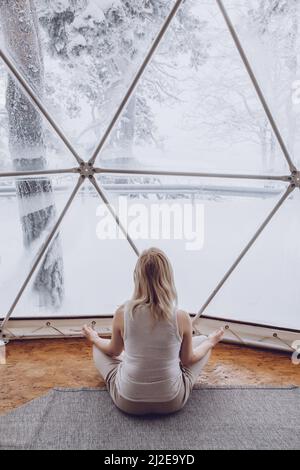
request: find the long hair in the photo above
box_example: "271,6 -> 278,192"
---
129,248 -> 178,322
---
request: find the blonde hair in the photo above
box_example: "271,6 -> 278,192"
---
130,247 -> 178,322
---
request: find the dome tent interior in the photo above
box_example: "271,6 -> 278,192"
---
0,0 -> 299,352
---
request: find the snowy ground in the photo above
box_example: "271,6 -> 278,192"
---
0,178 -> 299,330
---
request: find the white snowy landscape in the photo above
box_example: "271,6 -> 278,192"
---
0,0 -> 299,329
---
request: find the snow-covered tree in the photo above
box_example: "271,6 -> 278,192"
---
0,0 -> 64,310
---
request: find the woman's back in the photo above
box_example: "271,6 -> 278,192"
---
116,302 -> 183,402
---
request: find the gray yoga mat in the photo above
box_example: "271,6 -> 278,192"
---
0,386 -> 299,450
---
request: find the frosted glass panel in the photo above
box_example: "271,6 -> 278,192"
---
223,0 -> 300,169
97,175 -> 288,313
14,183 -> 136,317
0,0 -> 176,161
97,0 -> 289,175
0,175 -> 79,318
205,189 -> 300,330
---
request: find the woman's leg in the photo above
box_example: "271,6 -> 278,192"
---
93,340 -> 122,383
180,335 -> 211,407
93,342 -> 130,411
187,335 -> 211,384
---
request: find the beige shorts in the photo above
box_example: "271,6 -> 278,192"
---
93,336 -> 210,416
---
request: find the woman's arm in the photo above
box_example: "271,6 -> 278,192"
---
178,311 -> 224,367
83,307 -> 124,357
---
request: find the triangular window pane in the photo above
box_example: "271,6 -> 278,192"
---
204,188 -> 299,330
14,180 -> 136,317
0,174 -> 80,318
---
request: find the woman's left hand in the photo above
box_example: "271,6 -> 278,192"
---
82,325 -> 99,344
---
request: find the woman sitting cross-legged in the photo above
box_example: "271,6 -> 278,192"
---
83,247 -> 224,416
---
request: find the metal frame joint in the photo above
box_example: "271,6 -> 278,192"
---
289,170 -> 300,189
78,162 -> 97,179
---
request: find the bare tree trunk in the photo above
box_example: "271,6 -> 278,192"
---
0,0 -> 64,310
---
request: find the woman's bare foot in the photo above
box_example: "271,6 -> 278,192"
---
82,325 -> 99,344
208,328 -> 225,347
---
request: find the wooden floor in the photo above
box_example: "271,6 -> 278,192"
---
1,338 -> 299,415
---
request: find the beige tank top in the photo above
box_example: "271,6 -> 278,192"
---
116,302 -> 183,403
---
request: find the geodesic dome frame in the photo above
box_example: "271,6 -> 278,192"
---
0,0 -> 299,351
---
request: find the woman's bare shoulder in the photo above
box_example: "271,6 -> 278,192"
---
114,304 -> 126,321
115,301 -> 132,316
116,304 -> 125,314
176,310 -> 192,338
177,309 -> 191,321
177,309 -> 192,328
112,306 -> 126,333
